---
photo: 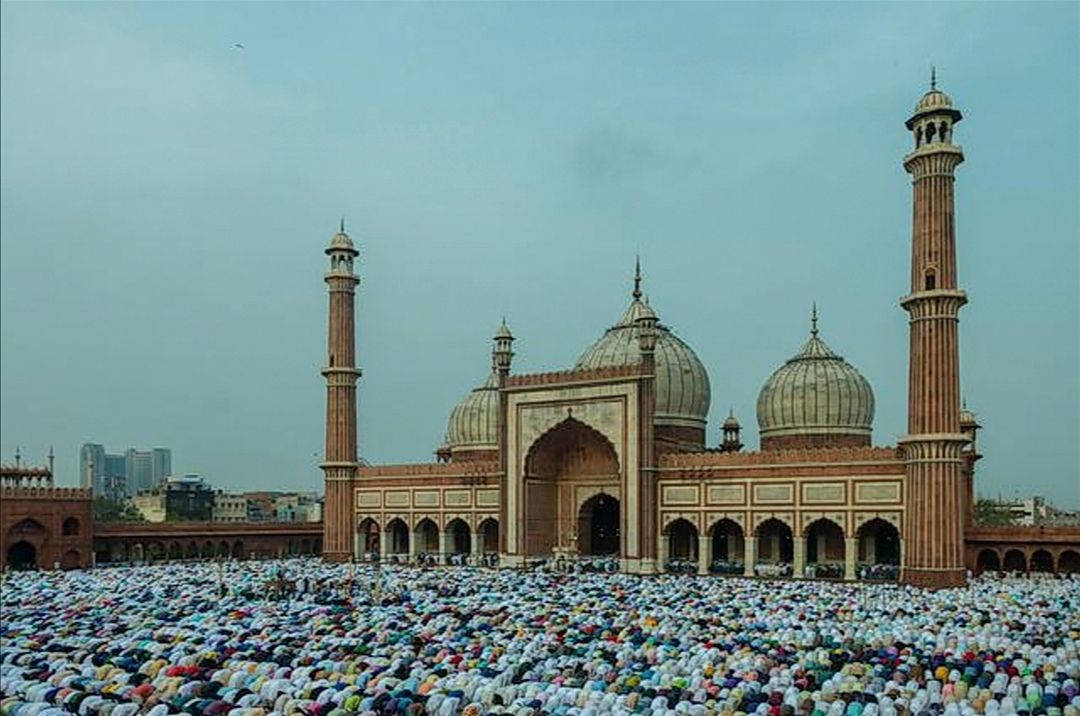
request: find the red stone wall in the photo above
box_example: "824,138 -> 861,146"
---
0,487 -> 93,570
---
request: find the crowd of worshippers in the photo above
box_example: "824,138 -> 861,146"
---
1,558 -> 1078,716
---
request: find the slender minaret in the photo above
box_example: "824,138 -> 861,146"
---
321,220 -> 361,562
493,318 -> 514,556
899,73 -> 969,588
634,289 -> 658,573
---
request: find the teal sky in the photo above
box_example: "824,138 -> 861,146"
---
1,2 -> 1077,507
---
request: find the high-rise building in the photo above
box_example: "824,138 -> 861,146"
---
103,453 -> 127,498
126,449 -> 154,495
79,443 -> 106,494
150,448 -> 171,489
81,443 -> 172,498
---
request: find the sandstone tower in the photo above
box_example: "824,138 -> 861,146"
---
899,74 -> 969,588
321,221 -> 360,562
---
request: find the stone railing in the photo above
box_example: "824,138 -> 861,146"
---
505,364 -> 645,389
358,461 -> 500,478
0,486 -> 91,500
660,445 -> 903,468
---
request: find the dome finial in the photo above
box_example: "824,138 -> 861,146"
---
811,301 -> 819,338
633,255 -> 643,301
930,65 -> 937,91
340,216 -> 346,233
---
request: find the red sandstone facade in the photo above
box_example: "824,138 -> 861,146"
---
322,82 -> 1080,586
1,463 -> 93,571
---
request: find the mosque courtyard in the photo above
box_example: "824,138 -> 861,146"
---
2,560 -> 1078,716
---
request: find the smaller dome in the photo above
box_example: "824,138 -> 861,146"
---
326,231 -> 357,254
494,319 -> 513,340
723,410 -> 740,430
446,371 -> 499,451
757,310 -> 875,448
914,88 -> 954,114
960,406 -> 980,427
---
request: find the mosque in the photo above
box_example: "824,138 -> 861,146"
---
321,81 -> 1079,589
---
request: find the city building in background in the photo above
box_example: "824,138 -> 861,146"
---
989,496 -> 1080,527
212,492 -> 248,523
79,444 -> 172,498
132,474 -> 214,523
242,492 -> 323,523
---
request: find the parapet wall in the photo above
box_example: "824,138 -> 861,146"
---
505,364 -> 645,389
358,461 -> 500,478
660,445 -> 902,469
0,486 -> 92,500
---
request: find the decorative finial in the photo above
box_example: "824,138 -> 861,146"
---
728,406 -> 735,419
339,216 -> 346,233
14,445 -> 21,467
633,255 -> 642,301
811,301 -> 819,338
930,65 -> 937,91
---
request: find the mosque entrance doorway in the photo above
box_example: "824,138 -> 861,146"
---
523,417 -> 620,558
578,493 -> 620,556
6,541 -> 36,570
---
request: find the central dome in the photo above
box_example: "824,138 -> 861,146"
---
575,267 -> 710,430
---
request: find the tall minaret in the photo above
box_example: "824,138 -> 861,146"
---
899,73 -> 969,588
321,219 -> 361,563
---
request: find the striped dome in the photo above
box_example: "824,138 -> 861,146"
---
757,322 -> 874,441
576,297 -> 711,429
446,371 -> 499,451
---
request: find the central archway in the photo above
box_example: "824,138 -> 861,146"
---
579,493 -> 620,556
523,417 -> 620,557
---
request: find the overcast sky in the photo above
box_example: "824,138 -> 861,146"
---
1,2 -> 1077,507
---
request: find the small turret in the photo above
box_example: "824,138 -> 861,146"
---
721,409 -> 743,453
493,318 -> 514,376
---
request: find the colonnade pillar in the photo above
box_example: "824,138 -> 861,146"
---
743,536 -> 756,577
439,530 -> 453,561
697,535 -> 710,576
844,538 -> 858,581
409,530 -> 420,560
470,531 -> 481,559
793,537 -> 807,578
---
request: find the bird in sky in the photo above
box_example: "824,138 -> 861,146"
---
232,43 -> 244,50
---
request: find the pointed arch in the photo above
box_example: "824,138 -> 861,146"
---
524,416 -> 620,478
385,518 -> 409,555
755,518 -> 794,564
1030,549 -> 1054,573
664,518 -> 698,562
1003,549 -> 1026,573
415,518 -> 439,553
707,518 -> 745,566
804,517 -> 845,564
975,549 -> 1001,575
478,517 -> 499,553
1058,550 -> 1080,573
446,518 -> 471,554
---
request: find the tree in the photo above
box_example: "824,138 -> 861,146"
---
93,497 -> 146,523
973,498 -> 1018,526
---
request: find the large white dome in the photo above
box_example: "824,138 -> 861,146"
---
576,296 -> 711,430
